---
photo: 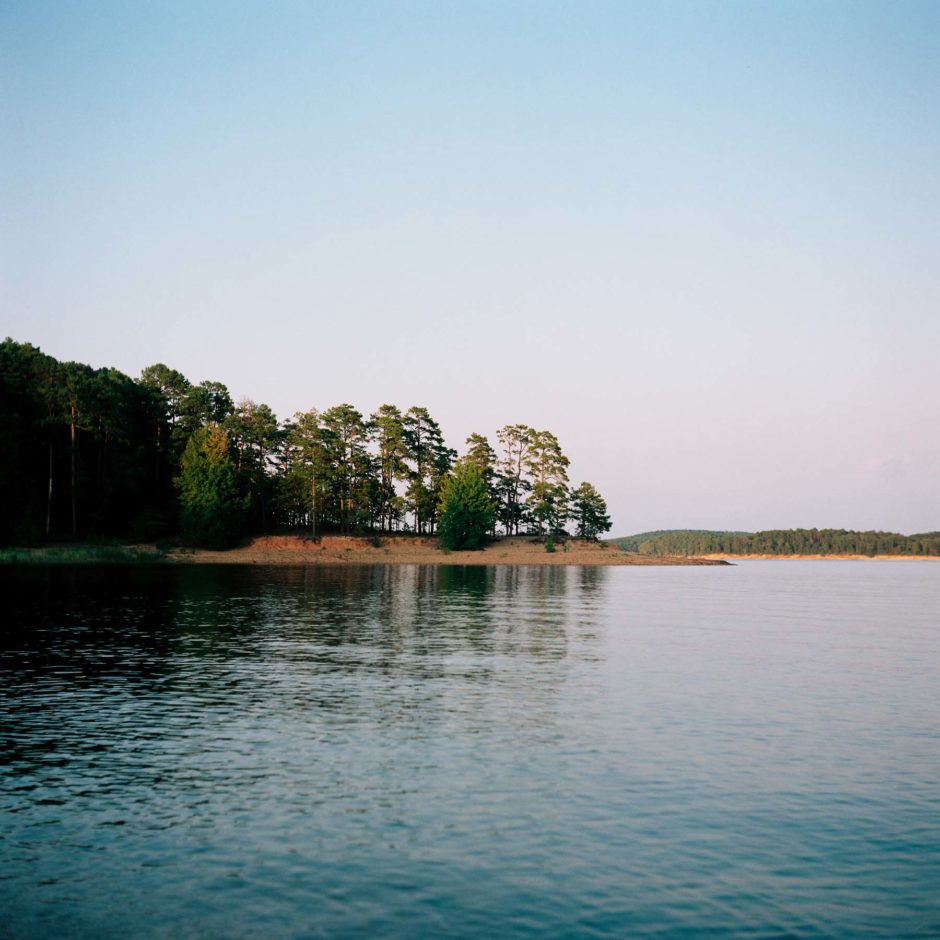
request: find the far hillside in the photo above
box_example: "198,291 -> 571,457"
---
608,529 -> 940,556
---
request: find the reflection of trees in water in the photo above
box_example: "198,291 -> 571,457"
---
487,565 -> 609,660
0,564 -> 611,780
280,564 -> 608,664
1,563 -> 610,675
1,565 -> 182,680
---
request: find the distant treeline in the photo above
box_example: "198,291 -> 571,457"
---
0,339 -> 610,547
611,529 -> 940,556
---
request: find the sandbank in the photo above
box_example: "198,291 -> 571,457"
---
700,553 -> 940,561
170,535 -> 729,566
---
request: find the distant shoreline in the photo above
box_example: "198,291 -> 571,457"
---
610,529 -> 940,558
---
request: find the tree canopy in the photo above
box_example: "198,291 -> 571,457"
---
437,460 -> 496,551
176,424 -> 248,548
571,482 -> 612,540
0,338 -> 615,547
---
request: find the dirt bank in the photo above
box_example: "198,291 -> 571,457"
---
700,553 -> 940,561
170,535 -> 728,566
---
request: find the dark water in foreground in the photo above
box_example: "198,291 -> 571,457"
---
1,561 -> 938,938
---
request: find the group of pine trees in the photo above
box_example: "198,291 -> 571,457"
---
0,339 -> 611,548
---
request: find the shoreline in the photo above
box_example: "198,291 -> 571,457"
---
5,539 -> 937,566
699,553 -> 940,561
173,535 -> 729,566
1,535 -> 728,567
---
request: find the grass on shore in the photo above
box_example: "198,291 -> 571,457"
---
0,543 -> 169,565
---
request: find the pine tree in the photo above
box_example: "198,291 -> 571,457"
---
320,404 -> 371,533
570,482 -> 611,540
371,404 -> 409,532
495,423 -> 534,535
525,430 -> 570,535
403,406 -> 455,534
465,432 -> 498,535
438,460 -> 496,551
176,424 -> 248,548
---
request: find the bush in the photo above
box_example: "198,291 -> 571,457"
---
438,461 -> 496,551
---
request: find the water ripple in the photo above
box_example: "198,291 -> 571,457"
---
1,562 -> 938,937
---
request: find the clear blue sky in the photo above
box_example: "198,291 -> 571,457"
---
3,1 -> 938,534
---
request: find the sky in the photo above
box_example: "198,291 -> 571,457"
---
2,0 -> 938,535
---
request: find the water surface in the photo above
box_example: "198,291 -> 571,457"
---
1,561 -> 938,937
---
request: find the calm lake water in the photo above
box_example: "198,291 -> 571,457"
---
1,561 -> 938,938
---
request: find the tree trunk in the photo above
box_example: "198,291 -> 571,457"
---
310,470 -> 317,537
154,424 -> 162,498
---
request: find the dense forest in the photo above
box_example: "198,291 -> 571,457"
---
610,529 -> 940,556
0,339 -> 611,548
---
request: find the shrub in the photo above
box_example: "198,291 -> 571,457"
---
438,461 -> 496,551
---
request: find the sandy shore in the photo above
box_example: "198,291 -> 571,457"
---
170,535 -> 728,566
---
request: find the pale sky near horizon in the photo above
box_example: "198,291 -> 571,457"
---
2,1 -> 938,535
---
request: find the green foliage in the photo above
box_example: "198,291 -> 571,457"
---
525,430 -> 570,534
570,482 -> 612,540
495,424 -> 534,535
3,338 -> 611,549
437,460 -> 496,551
175,425 -> 248,548
1,339 -> 170,544
320,404 -> 374,534
545,535 -> 555,553
609,529 -> 940,556
371,404 -> 409,533
225,399 -> 280,531
0,543 -> 167,564
404,406 -> 455,535
465,432 -> 499,534
610,529 -> 740,552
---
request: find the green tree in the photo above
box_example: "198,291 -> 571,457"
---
279,408 -> 329,535
371,404 -> 409,532
570,481 -> 611,540
438,459 -> 496,551
403,406 -> 455,534
179,380 -> 234,437
320,404 -> 372,533
495,423 -> 534,535
525,430 -> 570,535
465,432 -> 497,485
225,399 -> 280,531
175,424 -> 247,548
464,432 -> 499,536
0,339 -> 55,543
138,363 -> 190,515
46,360 -> 99,538
140,363 -> 191,425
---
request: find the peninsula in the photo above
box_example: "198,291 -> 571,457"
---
168,535 -> 728,566
1,340 -> 614,554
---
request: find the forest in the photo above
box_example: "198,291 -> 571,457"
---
0,339 -> 611,548
611,529 -> 940,557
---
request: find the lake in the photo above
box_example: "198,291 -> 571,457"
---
1,561 -> 938,937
